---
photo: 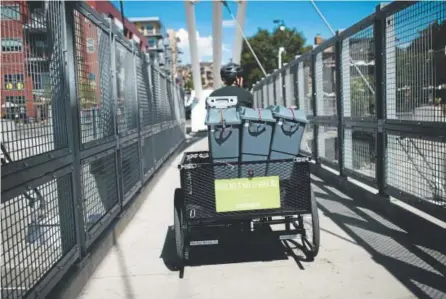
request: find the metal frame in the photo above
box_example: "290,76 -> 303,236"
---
175,151 -> 319,263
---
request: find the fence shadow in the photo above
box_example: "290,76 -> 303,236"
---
311,178 -> 446,299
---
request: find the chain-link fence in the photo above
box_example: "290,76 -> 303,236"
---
1,2 -> 186,298
253,1 -> 446,221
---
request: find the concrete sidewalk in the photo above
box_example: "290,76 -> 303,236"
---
76,138 -> 441,299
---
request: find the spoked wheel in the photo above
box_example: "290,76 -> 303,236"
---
301,186 -> 320,259
174,188 -> 186,266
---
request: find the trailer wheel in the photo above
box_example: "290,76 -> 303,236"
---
174,188 -> 185,265
303,186 -> 320,259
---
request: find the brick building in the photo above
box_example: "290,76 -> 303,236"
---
1,1 -> 48,120
0,1 -> 152,121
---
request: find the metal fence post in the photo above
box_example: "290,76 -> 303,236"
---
109,29 -> 124,208
133,47 -> 144,185
311,53 -> 319,162
374,5 -> 388,197
62,1 -> 86,254
335,31 -> 345,177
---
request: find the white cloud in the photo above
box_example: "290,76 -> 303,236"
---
176,28 -> 230,64
222,19 -> 236,28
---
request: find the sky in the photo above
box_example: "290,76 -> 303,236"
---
112,1 -> 382,64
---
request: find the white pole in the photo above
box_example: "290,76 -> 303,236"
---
232,0 -> 247,64
278,47 -> 285,69
212,1 -> 223,88
185,0 -> 205,132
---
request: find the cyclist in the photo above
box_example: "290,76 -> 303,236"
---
208,62 -> 254,108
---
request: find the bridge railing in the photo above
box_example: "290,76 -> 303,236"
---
1,1 -> 186,298
253,1 -> 446,221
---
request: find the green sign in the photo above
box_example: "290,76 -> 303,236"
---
215,176 -> 281,213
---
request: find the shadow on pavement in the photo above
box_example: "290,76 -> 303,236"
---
311,178 -> 446,299
160,224 -> 313,274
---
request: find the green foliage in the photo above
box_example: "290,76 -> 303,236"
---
350,75 -> 375,117
241,27 -> 312,88
78,78 -> 97,108
184,79 -> 193,91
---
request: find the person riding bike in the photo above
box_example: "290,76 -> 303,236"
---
208,62 -> 254,108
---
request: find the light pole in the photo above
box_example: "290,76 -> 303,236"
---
273,19 -> 285,31
273,20 -> 286,69
278,47 -> 285,69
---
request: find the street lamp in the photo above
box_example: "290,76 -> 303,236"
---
273,19 -> 285,31
273,20 -> 286,69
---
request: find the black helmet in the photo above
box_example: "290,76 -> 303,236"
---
220,63 -> 243,83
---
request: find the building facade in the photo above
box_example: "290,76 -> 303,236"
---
129,17 -> 170,70
177,62 -> 214,90
1,1 -> 51,120
86,0 -> 149,51
0,1 -> 155,122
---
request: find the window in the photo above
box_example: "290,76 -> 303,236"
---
1,38 -> 22,52
86,38 -> 95,53
5,96 -> 26,105
145,24 -> 153,30
149,39 -> 156,47
32,73 -> 49,90
4,74 -> 24,90
1,4 -> 20,20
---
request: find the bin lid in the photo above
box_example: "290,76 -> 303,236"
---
239,107 -> 276,122
269,105 -> 308,123
205,107 -> 242,125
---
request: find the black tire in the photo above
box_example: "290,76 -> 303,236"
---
303,187 -> 320,258
174,188 -> 185,264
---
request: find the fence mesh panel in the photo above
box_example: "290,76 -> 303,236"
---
303,58 -> 314,116
317,124 -> 339,163
386,134 -> 446,205
1,1 -> 68,162
344,128 -> 376,178
121,141 -> 141,199
74,10 -> 114,144
137,57 -> 152,128
385,1 -> 446,122
1,174 -> 76,298
81,152 -> 119,231
151,68 -> 161,124
344,26 -> 376,118
301,123 -> 314,155
142,135 -> 154,178
115,42 -> 137,134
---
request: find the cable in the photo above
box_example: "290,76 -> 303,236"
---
222,1 -> 268,77
309,0 -> 375,95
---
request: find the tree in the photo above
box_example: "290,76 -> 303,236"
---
241,27 -> 312,88
184,79 -> 193,91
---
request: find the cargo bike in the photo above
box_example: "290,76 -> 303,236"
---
173,97 -> 320,266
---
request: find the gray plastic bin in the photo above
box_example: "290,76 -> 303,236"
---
205,107 -> 242,163
269,106 -> 308,160
240,108 -> 276,176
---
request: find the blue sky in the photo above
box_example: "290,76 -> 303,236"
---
113,1 -> 381,64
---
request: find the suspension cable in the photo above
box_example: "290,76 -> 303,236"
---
309,0 -> 375,95
222,1 -> 268,77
